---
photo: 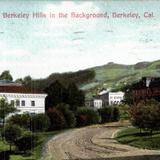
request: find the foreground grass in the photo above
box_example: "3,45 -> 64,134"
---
0,130 -> 65,160
116,128 -> 160,150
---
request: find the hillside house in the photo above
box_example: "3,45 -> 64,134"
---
0,81 -> 47,114
93,90 -> 124,109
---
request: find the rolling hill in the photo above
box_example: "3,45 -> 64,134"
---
22,59 -> 160,98
80,60 -> 160,97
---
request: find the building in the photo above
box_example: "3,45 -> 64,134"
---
132,77 -> 160,103
108,92 -> 124,105
0,81 -> 47,114
93,99 -> 103,109
93,90 -> 124,109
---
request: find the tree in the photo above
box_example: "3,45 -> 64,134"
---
56,103 -> 76,128
130,99 -> 160,134
0,98 -> 18,127
15,78 -> 23,85
47,108 -> 66,130
45,81 -> 67,110
15,131 -> 38,153
45,81 -> 85,111
66,83 -> 85,111
23,75 -> 32,87
31,114 -> 50,132
0,70 -> 13,81
1,124 -> 22,151
7,113 -> 31,130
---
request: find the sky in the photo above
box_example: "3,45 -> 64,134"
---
0,0 -> 160,79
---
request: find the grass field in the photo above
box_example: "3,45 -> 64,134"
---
0,130 -> 65,160
116,128 -> 160,150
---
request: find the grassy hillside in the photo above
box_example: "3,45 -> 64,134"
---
80,60 -> 160,97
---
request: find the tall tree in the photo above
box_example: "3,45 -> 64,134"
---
45,81 -> 67,110
1,124 -> 22,151
66,83 -> 85,111
0,70 -> 13,81
23,75 -> 32,87
0,98 -> 18,127
45,81 -> 85,111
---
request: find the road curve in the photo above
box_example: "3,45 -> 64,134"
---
42,122 -> 160,160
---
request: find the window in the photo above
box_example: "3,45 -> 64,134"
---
16,100 -> 20,107
21,100 -> 25,106
31,101 -> 35,106
10,100 -> 14,106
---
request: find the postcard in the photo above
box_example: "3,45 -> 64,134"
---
0,1 -> 160,160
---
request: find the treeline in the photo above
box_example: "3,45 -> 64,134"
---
0,69 -> 95,90
21,69 -> 95,90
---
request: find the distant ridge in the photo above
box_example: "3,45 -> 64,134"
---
21,59 -> 160,98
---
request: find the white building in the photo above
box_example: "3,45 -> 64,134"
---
93,91 -> 124,109
0,84 -> 47,114
108,92 -> 124,105
93,99 -> 103,109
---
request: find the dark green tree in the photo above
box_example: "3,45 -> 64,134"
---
7,113 -> 30,130
56,103 -> 76,128
130,99 -> 160,134
0,98 -> 18,127
1,124 -> 22,151
45,81 -> 67,110
31,114 -> 50,132
15,131 -> 38,153
0,70 -> 13,81
66,83 -> 85,111
23,75 -> 32,87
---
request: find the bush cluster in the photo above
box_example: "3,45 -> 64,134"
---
8,113 -> 50,132
3,103 -> 121,153
15,131 -> 38,153
76,107 -> 100,126
98,106 -> 120,123
130,99 -> 160,133
1,125 -> 38,153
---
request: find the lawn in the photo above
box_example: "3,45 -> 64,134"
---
0,130 -> 65,160
115,127 -> 160,150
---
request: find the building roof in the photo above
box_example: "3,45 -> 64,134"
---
0,85 -> 45,94
0,80 -> 22,86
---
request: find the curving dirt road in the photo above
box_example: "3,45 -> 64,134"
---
43,122 -> 160,160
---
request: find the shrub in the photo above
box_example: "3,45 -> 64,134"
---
30,114 -> 50,132
119,104 -> 130,120
7,113 -> 30,130
1,124 -> 22,151
15,131 -> 38,153
98,107 -> 113,123
56,103 -> 76,128
98,106 -> 120,123
112,107 -> 120,122
76,107 -> 100,126
130,99 -> 160,133
47,108 -> 66,130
